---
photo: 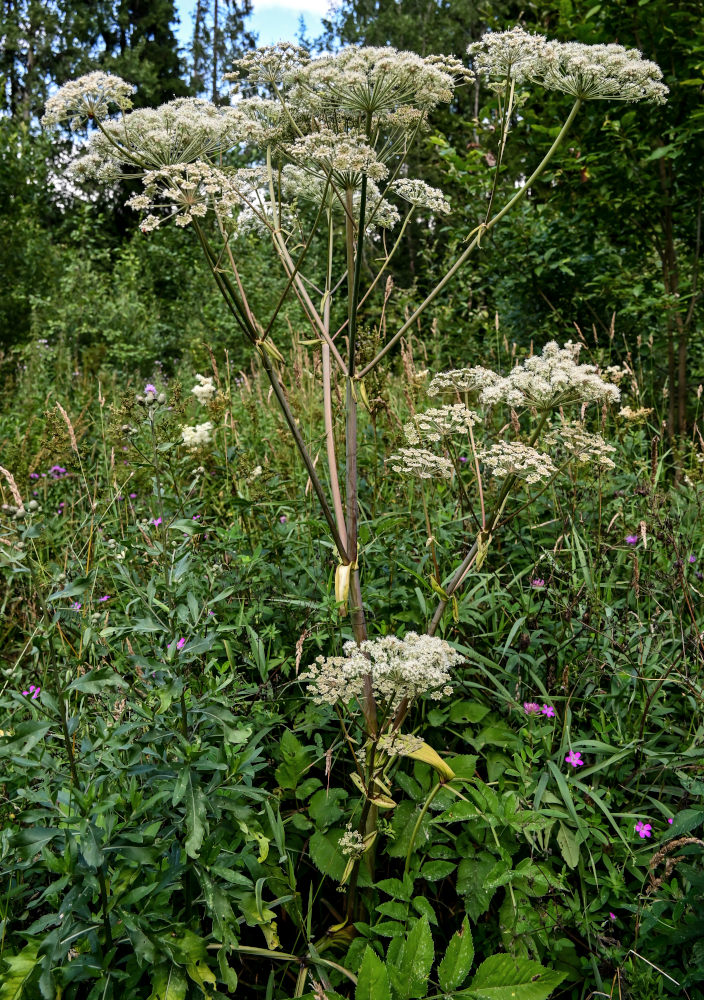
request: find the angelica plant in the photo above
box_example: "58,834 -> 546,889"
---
42,31 -> 665,752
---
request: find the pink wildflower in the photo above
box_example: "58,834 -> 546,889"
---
531,578 -> 546,588
635,821 -> 652,839
176,638 -> 187,650
565,750 -> 584,768
523,702 -> 541,715
22,684 -> 41,700
542,704 -> 555,718
625,535 -> 638,545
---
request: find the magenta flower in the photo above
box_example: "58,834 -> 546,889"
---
668,817 -> 674,825
129,492 -> 137,499
542,704 -> 555,718
523,702 -> 541,715
97,595 -> 110,602
71,602 -> 82,611
689,554 -> 696,564
144,383 -> 157,395
635,821 -> 652,839
531,578 -> 546,589
29,472 -> 39,479
279,516 -> 287,524
22,684 -> 41,699
459,456 -> 468,463
609,912 -> 616,921
176,637 -> 187,650
565,750 -> 584,768
625,535 -> 638,545
151,517 -> 162,527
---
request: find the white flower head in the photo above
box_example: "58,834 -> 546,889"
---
404,404 -> 481,445
389,447 -> 454,480
546,422 -> 616,469
42,72 -> 135,128
181,421 -> 213,450
478,342 -> 620,411
192,374 -> 216,404
480,441 -> 556,484
538,40 -> 668,104
302,632 -> 463,711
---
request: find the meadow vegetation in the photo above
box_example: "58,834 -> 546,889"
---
1,9 -> 704,1000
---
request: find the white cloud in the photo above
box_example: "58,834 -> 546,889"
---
252,0 -> 332,14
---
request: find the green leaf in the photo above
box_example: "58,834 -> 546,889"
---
275,729 -> 312,792
67,668 -> 127,694
467,954 -> 566,1000
438,917 -> 474,992
356,946 -> 390,1000
184,773 -> 207,858
149,964 -> 188,1000
420,859 -> 456,882
556,823 -> 580,869
0,941 -> 39,1000
393,916 -> 434,999
0,721 -> 52,758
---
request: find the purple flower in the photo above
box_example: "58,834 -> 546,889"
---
625,535 -> 638,545
565,750 -> 584,768
279,516 -> 287,524
71,602 -> 82,611
668,817 -> 674,825
689,554 -> 696,564
542,704 -> 555,718
176,637 -> 187,650
98,595 -> 110,602
523,702 -> 541,715
144,383 -> 157,395
151,517 -> 162,527
609,912 -> 616,921
29,472 -> 39,479
129,492 -> 137,499
635,821 -> 652,839
459,456 -> 468,463
531,578 -> 546,589
22,684 -> 41,699
192,514 -> 201,520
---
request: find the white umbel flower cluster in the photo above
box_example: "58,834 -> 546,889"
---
192,374 -> 216,404
538,40 -> 668,104
42,72 -> 136,128
546,423 -> 616,469
391,178 -> 451,215
289,46 -> 472,118
427,367 -> 501,398
480,442 -> 556,484
404,404 -> 481,445
181,421 -> 213,449
302,632 -> 463,711
469,27 -> 667,104
389,447 -> 454,480
233,42 -> 310,85
287,129 -> 389,184
338,825 -> 365,859
468,26 -> 551,86
377,732 -> 425,756
478,342 -> 621,410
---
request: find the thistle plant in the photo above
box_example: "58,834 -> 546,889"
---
42,29 -> 666,902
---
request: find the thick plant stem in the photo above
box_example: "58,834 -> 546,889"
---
357,99 -> 583,379
194,221 -> 348,560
